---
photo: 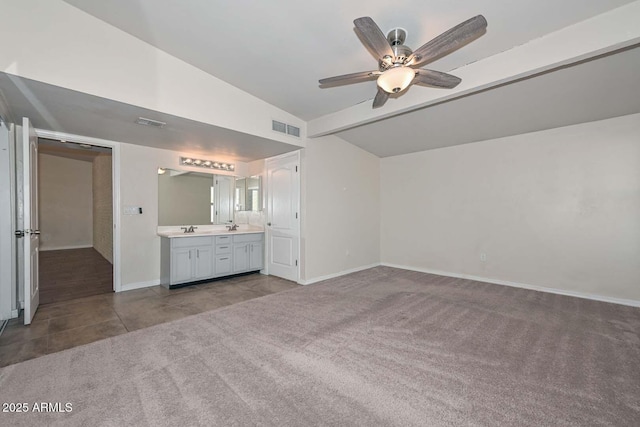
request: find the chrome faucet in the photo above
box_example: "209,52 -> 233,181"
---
226,223 -> 238,231
181,226 -> 197,233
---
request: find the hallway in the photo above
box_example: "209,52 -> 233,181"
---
39,248 -> 113,305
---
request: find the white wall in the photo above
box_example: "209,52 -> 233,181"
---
381,114 -> 640,303
301,135 -> 380,282
38,153 -> 93,250
0,121 -> 13,320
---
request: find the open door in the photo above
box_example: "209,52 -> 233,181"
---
21,118 -> 39,324
266,152 -> 299,282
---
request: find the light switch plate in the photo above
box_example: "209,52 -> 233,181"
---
124,206 -> 143,215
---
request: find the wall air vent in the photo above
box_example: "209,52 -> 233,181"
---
286,125 -> 300,137
272,120 -> 287,134
136,117 -> 166,128
272,120 -> 300,138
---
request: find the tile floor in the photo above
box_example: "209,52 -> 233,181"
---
0,273 -> 298,368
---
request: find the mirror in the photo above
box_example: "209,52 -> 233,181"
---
158,168 -> 261,226
235,176 -> 261,211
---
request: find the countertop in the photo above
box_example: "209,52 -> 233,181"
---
157,226 -> 264,238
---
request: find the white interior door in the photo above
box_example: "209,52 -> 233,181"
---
22,118 -> 39,325
266,152 -> 299,282
215,175 -> 233,224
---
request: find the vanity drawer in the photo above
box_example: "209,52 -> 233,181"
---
215,235 -> 232,245
233,233 -> 264,243
171,236 -> 213,248
215,244 -> 231,254
215,255 -> 232,276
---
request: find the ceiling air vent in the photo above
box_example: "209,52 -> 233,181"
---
136,117 -> 166,128
272,120 -> 300,138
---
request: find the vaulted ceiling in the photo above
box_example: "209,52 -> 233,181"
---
2,0 -> 639,158
62,0 -> 635,120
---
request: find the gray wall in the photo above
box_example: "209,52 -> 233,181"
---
38,153 -> 93,250
93,153 -> 112,263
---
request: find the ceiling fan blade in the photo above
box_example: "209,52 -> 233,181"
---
372,87 -> 389,108
414,70 -> 461,88
407,15 -> 487,68
354,17 -> 395,61
319,70 -> 379,87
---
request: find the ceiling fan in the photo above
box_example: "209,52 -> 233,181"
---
319,15 -> 487,108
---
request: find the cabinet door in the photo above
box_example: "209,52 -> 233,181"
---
233,244 -> 248,273
171,248 -> 193,284
249,242 -> 263,270
194,246 -> 214,280
215,255 -> 232,276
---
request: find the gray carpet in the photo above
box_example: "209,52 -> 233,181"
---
1,266 -> 639,426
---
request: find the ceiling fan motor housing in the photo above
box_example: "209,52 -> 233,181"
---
380,28 -> 412,69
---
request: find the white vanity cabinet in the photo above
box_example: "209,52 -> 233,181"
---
160,232 -> 264,288
233,233 -> 264,273
161,236 -> 214,287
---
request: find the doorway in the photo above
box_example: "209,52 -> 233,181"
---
37,138 -> 113,304
266,151 -> 300,282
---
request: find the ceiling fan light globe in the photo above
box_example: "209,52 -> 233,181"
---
377,66 -> 415,94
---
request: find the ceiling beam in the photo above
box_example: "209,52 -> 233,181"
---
308,1 -> 640,138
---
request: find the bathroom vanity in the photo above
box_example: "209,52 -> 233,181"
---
159,229 -> 264,288
157,167 -> 265,288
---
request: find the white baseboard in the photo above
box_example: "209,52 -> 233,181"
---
299,263 -> 381,285
119,279 -> 160,292
381,263 -> 640,308
40,244 -> 92,252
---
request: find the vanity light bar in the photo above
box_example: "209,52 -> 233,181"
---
180,157 -> 235,171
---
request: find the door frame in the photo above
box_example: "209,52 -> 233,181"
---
265,150 -> 301,283
34,129 -> 122,292
0,119 -> 17,320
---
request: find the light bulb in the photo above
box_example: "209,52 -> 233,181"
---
377,66 -> 415,93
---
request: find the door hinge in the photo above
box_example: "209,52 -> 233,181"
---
295,212 -> 298,219
295,260 -> 298,266
295,165 -> 298,172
